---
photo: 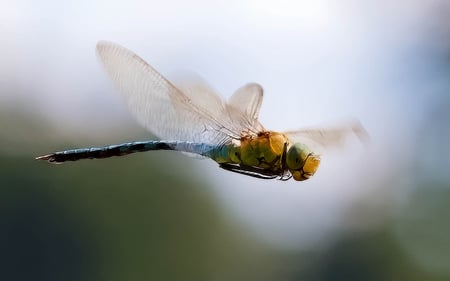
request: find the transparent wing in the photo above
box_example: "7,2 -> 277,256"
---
228,83 -> 264,133
96,41 -> 262,144
283,120 -> 369,154
173,75 -> 265,135
170,73 -> 226,122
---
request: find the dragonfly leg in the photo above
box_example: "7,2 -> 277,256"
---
279,172 -> 292,181
278,142 -> 292,181
219,163 -> 278,180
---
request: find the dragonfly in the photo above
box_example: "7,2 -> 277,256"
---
36,41 -> 367,181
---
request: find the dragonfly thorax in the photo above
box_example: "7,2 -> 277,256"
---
238,131 -> 287,170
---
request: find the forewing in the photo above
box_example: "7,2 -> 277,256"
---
172,75 -> 265,137
284,120 -> 369,154
229,83 -> 263,122
228,83 -> 265,134
171,73 -> 225,120
97,41 -> 235,144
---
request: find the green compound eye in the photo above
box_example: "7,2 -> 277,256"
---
286,143 -> 311,170
286,143 -> 321,181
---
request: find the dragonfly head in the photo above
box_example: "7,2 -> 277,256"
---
286,143 -> 321,181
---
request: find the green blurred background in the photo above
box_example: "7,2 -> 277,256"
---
1,1 -> 450,280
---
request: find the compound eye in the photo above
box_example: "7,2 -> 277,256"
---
286,143 -> 309,170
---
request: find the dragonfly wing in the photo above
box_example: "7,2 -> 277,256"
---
96,41 -> 245,144
173,76 -> 264,123
283,120 -> 369,154
171,73 -> 226,122
228,83 -> 265,133
229,83 -> 263,122
174,76 -> 265,135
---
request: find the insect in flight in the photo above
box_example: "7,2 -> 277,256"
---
36,41 -> 367,181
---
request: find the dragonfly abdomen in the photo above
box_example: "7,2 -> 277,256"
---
36,140 -> 216,163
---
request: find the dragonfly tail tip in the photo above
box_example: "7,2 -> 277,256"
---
35,154 -> 58,163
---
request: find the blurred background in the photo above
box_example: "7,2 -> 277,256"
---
1,0 -> 450,280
